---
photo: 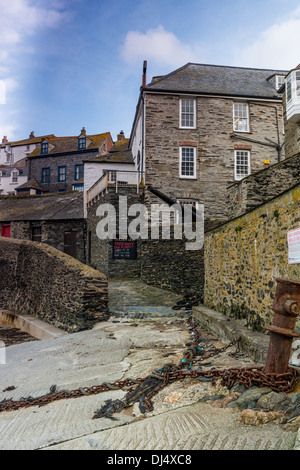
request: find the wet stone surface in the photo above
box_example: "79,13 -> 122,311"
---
0,325 -> 37,347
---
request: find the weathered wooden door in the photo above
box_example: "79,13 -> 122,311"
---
64,232 -> 77,258
1,224 -> 11,238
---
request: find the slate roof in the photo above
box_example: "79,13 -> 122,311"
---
15,178 -> 42,191
28,132 -> 111,158
0,167 -> 29,177
145,63 -> 288,99
83,149 -> 134,164
0,192 -> 83,221
0,135 -> 55,148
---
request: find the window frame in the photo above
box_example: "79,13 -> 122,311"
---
78,136 -> 86,150
234,150 -> 251,181
179,146 -> 197,179
179,98 -> 196,129
11,171 -> 18,183
41,167 -> 51,184
74,164 -> 84,181
41,142 -> 49,154
57,165 -> 67,182
233,102 -> 250,133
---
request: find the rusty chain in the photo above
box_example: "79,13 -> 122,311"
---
0,314 -> 298,415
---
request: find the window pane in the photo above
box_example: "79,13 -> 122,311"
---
233,103 -> 249,132
235,151 -> 250,180
181,99 -> 195,127
296,71 -> 300,97
181,147 -> 195,177
287,76 -> 292,102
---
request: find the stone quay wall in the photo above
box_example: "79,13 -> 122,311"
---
204,184 -> 300,332
0,237 -> 109,332
227,152 -> 300,219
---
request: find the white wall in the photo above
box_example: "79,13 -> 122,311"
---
0,169 -> 28,195
0,142 -> 38,166
83,162 -> 135,217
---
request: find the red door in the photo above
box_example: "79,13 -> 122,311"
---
1,224 -> 11,238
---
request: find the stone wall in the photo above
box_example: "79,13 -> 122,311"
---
6,219 -> 86,263
204,184 -> 300,332
0,237 -> 109,332
143,93 -> 285,220
282,90 -> 300,159
86,186 -> 143,279
227,152 -> 300,219
141,233 -> 204,295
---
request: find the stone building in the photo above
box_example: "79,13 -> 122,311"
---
27,129 -> 113,194
280,63 -> 300,159
0,132 -> 55,167
0,192 -> 86,262
130,62 -> 287,221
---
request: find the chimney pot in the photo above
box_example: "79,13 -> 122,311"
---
29,131 -> 35,139
117,130 -> 125,141
142,60 -> 147,88
81,127 -> 86,135
2,136 -> 8,144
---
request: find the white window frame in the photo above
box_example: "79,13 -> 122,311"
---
276,75 -> 285,90
234,150 -> 251,181
175,198 -> 200,224
233,102 -> 250,133
179,146 -> 197,179
180,98 -> 196,129
11,171 -> 18,183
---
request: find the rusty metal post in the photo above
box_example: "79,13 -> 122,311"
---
264,278 -> 300,374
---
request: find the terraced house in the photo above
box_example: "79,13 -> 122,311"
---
130,62 -> 288,221
27,128 -> 113,193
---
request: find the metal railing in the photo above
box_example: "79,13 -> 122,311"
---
87,170 -> 144,205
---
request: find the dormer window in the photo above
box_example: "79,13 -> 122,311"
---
78,136 -> 86,150
276,75 -> 285,90
41,142 -> 49,154
286,68 -> 300,123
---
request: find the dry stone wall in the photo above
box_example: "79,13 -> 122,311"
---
204,184 -> 300,332
0,237 -> 109,332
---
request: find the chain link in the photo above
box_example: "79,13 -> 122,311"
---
0,315 -> 298,414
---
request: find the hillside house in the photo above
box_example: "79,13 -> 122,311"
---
0,166 -> 29,195
0,132 -> 55,167
27,129 -> 113,194
130,62 -> 288,221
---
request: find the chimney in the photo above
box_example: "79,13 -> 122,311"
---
142,60 -> 147,88
81,127 -> 86,135
2,136 -> 8,144
29,131 -> 35,139
117,130 -> 125,141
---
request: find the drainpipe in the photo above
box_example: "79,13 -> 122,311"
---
264,278 -> 300,374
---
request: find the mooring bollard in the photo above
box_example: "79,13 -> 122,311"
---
264,278 -> 300,374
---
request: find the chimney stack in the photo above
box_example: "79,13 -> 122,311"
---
81,127 -> 86,135
2,136 -> 8,144
142,60 -> 147,88
29,131 -> 35,139
117,130 -> 125,141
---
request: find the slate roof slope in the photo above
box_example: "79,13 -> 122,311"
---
0,135 -> 55,148
28,132 -> 111,158
83,149 -> 134,164
146,63 -> 288,99
0,192 -> 83,221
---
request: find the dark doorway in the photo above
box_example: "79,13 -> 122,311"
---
64,232 -> 77,258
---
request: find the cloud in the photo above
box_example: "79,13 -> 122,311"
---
0,0 -> 72,139
234,7 -> 300,70
121,25 -> 204,68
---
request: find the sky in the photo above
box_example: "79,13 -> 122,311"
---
1,0 -> 300,143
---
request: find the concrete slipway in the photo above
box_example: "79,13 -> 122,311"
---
0,281 -> 299,451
